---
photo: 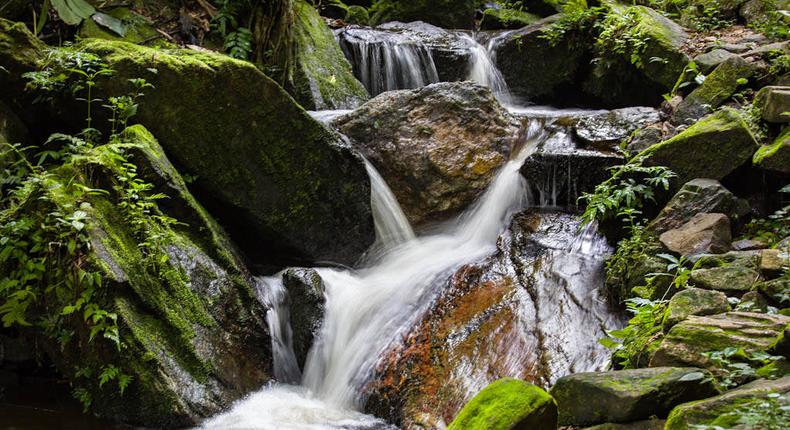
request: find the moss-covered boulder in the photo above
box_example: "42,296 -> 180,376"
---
639,108 -> 759,187
584,6 -> 690,108
345,5 -> 370,25
447,378 -> 557,430
693,49 -> 740,74
291,0 -> 369,110
755,85 -> 790,123
671,57 -> 754,125
480,7 -> 541,30
757,277 -> 790,307
50,39 -> 374,266
754,126 -> 790,174
690,255 -> 762,293
0,18 -> 45,103
3,125 -> 272,427
647,179 -> 750,235
550,367 -> 718,427
663,288 -> 731,330
79,7 -> 161,45
493,15 -> 588,105
664,376 -> 790,430
650,312 -> 790,369
370,0 -> 477,29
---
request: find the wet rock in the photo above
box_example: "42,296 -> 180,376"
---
334,82 -> 518,224
663,288 -> 731,330
290,1 -> 369,110
493,15 -> 588,105
639,108 -> 758,187
647,179 -> 749,235
550,367 -> 718,427
693,49 -> 740,74
690,251 -> 761,293
650,312 -> 790,369
671,57 -> 754,125
59,39 -> 374,266
659,213 -> 732,256
754,127 -> 790,174
282,268 -> 325,368
664,376 -> 790,430
447,378 -> 557,430
755,85 -> 790,123
574,107 -> 661,150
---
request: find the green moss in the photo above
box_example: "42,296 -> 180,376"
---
480,7 -> 540,30
370,0 -> 477,29
754,126 -> 790,174
79,8 -> 169,47
447,378 -> 557,430
345,5 -> 369,25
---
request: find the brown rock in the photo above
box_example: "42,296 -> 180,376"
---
761,248 -> 789,278
659,213 -> 732,256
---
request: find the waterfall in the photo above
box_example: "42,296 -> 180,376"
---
365,160 -> 415,249
256,276 -> 301,384
460,33 -> 512,105
339,32 -> 439,96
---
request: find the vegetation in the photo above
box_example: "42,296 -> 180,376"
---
600,297 -> 668,369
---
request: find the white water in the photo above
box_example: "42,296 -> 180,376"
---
461,33 -> 512,105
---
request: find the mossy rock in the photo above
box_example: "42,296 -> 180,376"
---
49,38 -> 374,266
583,418 -> 666,429
663,288 -> 731,331
551,367 -> 718,427
0,18 -> 45,103
690,260 -> 762,293
672,56 -> 754,125
370,0 -> 477,29
639,108 -> 759,187
291,0 -> 369,110
345,5 -> 370,25
480,7 -> 541,30
650,312 -> 790,369
757,277 -> 790,308
664,376 -> 790,430
24,125 -> 271,427
79,7 -> 163,46
447,378 -> 557,430
754,126 -> 790,174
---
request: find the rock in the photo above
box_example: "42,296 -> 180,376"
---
664,376 -> 790,430
0,101 -> 27,145
693,49 -> 740,74
550,367 -> 718,427
493,15 -> 588,105
333,82 -> 518,224
757,278 -> 790,307
584,6 -> 690,108
290,1 -> 369,110
25,125 -> 271,426
732,238 -> 769,251
57,39 -> 374,266
754,126 -> 790,174
479,7 -> 540,30
447,378 -> 558,430
282,268 -> 325,368
79,7 -> 161,45
663,288 -> 731,330
772,324 -> 790,357
0,18 -> 45,103
671,57 -> 754,125
639,108 -> 759,187
736,291 -> 770,312
574,107 -> 661,150
650,312 -> 790,369
625,125 -> 666,153
659,213 -> 732,256
369,0 -> 477,29
761,249 -> 789,277
345,5 -> 370,25
648,179 -> 750,235
756,85 -> 790,123
690,255 -> 762,293
680,0 -> 750,26
716,43 -> 751,53
583,419 -> 666,430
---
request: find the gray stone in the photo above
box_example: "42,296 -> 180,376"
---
648,179 -> 750,234
282,268 -> 326,370
693,49 -> 740,74
756,86 -> 790,123
659,213 -> 732,256
663,288 -> 731,330
574,107 -> 661,150
732,238 -> 769,251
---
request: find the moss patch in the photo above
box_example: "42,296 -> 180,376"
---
447,378 -> 557,430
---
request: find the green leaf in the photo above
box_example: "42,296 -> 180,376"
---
51,0 -> 95,26
91,12 -> 127,37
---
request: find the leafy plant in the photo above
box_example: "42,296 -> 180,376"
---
579,155 -> 676,225
224,27 -> 253,60
740,184 -> 790,247
595,7 -> 654,69
538,0 -> 602,46
600,297 -> 668,369
650,253 -> 694,291
703,347 -> 785,389
690,392 -> 790,430
211,0 -> 256,59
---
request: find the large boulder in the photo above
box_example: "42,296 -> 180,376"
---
3,125 -> 272,426
658,213 -> 732,256
664,376 -> 790,430
651,312 -> 790,369
663,288 -> 731,330
0,18 -> 45,103
755,86 -> 790,123
550,367 -> 718,427
493,15 -> 589,105
753,126 -> 790,174
369,0 -> 477,29
690,253 -> 762,293
333,82 -> 519,224
48,39 -> 374,266
447,378 -> 558,430
671,56 -> 754,125
647,179 -> 750,234
639,108 -> 759,187
290,0 -> 369,110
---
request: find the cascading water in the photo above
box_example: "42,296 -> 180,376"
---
460,33 -> 512,105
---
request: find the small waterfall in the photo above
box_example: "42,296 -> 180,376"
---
461,33 -> 512,105
256,276 -> 301,384
339,32 -> 439,96
365,160 -> 415,249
